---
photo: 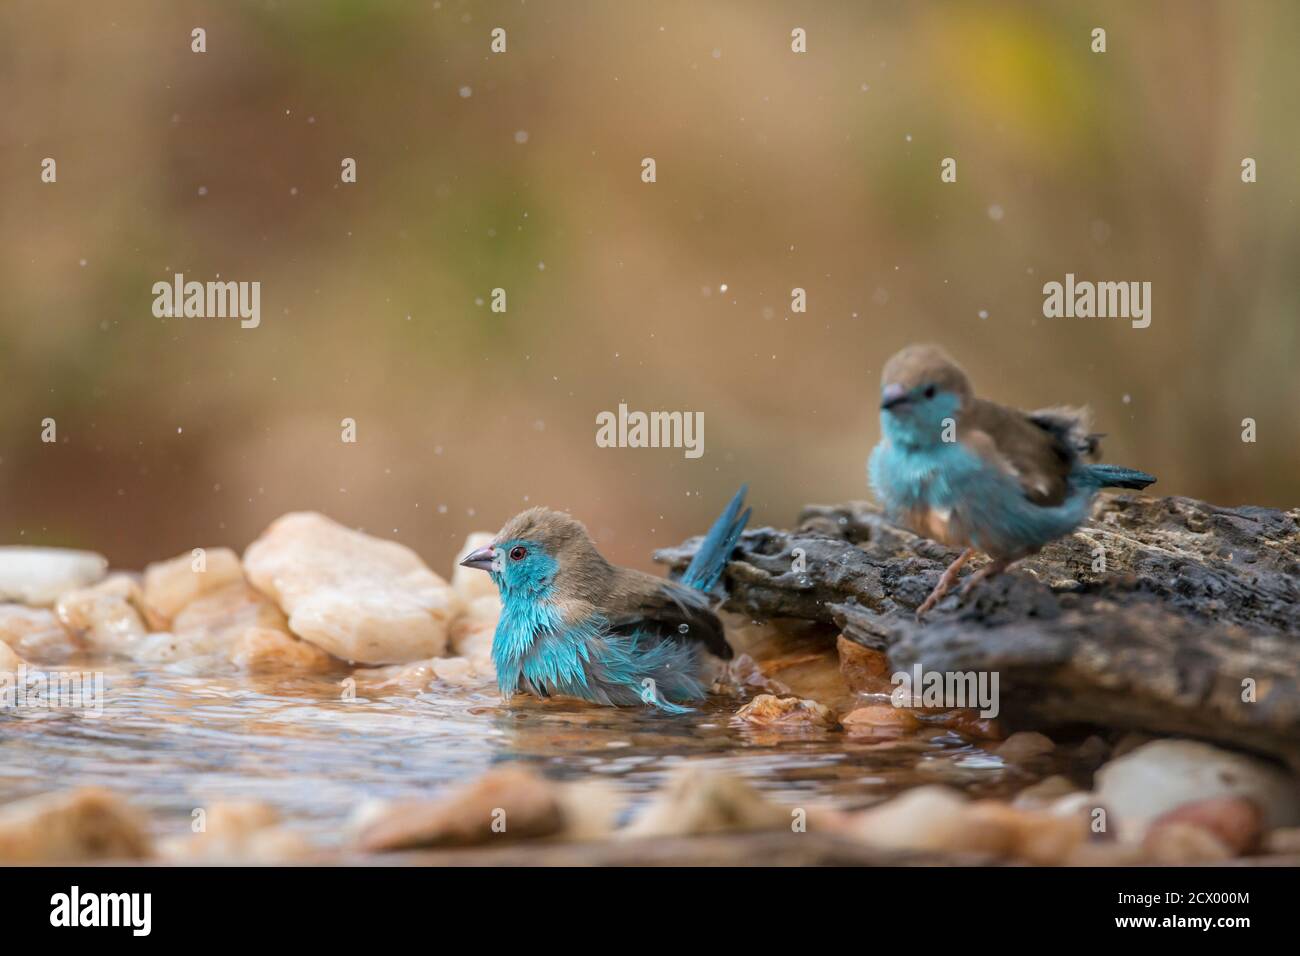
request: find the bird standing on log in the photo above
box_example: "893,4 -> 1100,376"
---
868,345 -> 1155,618
459,486 -> 750,711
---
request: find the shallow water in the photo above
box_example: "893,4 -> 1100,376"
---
1,657 -> 1042,847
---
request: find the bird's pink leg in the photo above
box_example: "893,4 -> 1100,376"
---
959,557 -> 1013,597
916,548 -> 974,619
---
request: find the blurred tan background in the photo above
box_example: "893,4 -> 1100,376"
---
2,0 -> 1298,573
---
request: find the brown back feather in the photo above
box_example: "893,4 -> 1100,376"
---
960,399 -> 1094,507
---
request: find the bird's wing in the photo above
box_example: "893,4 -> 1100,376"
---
603,568 -> 732,660
960,398 -> 1085,507
1027,405 -> 1101,460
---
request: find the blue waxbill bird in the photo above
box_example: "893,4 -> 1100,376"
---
459,486 -> 750,712
868,345 -> 1155,619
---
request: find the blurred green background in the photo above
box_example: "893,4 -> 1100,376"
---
3,0 -> 1298,573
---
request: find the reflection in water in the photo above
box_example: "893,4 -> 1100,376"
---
1,658 -> 1038,846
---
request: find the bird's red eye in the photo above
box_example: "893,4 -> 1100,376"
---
509,546 -> 527,561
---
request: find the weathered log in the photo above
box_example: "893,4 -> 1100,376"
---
657,495 -> 1300,768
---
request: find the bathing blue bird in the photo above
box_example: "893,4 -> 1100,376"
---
459,486 -> 750,712
868,345 -> 1155,618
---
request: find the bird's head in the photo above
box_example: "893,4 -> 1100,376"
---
459,507 -> 611,601
878,344 -> 972,447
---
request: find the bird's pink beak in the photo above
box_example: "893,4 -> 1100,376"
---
881,383 -> 909,410
459,545 -> 496,572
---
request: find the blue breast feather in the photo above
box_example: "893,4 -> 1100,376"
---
868,439 -> 1096,559
492,589 -> 706,714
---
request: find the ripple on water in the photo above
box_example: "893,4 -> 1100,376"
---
0,659 -> 1026,845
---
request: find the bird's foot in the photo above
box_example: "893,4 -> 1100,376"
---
958,558 -> 1012,598
915,548 -> 975,620
915,591 -> 940,620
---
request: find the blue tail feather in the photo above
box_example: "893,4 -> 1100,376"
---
680,484 -> 750,593
1086,464 -> 1156,490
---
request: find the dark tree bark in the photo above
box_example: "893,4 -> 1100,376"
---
657,495 -> 1300,767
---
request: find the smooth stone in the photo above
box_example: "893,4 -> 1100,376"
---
206,800 -> 281,835
555,782 -> 623,841
158,801 -> 314,862
0,547 -> 107,606
718,612 -> 853,708
851,787 -> 1087,864
837,635 -> 893,694
623,768 -> 792,838
54,575 -> 149,655
1095,739 -> 1300,839
346,799 -> 393,837
448,594 -> 499,666
0,605 -> 78,661
243,512 -> 460,664
463,594 -> 501,623
1141,822 -> 1234,864
0,787 -> 150,862
851,786 -> 1008,856
427,656 -> 478,684
355,654 -> 494,691
994,731 -> 1057,763
142,547 -> 244,624
1048,791 -> 1104,818
230,627 -> 335,673
1069,735 -> 1111,775
1264,827 -> 1300,855
0,640 -> 25,671
1012,775 -> 1080,810
1064,841 -> 1150,866
733,693 -> 838,729
841,703 -> 921,737
1111,732 -> 1155,759
125,632 -> 187,662
168,582 -> 289,657
104,581 -> 291,663
715,612 -> 791,658
1145,796 -> 1264,856
355,766 -> 568,851
964,800 -> 1089,865
717,652 -> 786,696
938,709 -> 1004,740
